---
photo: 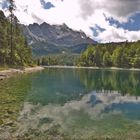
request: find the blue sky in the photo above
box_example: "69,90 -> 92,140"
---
105,13 -> 140,31
0,0 -> 140,42
40,0 -> 55,9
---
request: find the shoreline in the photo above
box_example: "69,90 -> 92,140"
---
0,66 -> 44,80
1,65 -> 140,80
44,65 -> 140,71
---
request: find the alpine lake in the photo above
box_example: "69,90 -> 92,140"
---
0,68 -> 140,140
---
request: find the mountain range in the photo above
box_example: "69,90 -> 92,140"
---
22,22 -> 97,56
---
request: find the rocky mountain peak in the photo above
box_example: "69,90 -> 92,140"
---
23,22 -> 96,46
22,22 -> 97,55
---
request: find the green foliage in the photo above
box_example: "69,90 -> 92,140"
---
78,41 -> 140,68
0,10 -> 33,66
36,53 -> 79,66
103,51 -> 112,66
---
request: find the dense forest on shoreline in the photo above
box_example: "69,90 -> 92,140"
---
37,41 -> 140,68
37,53 -> 79,66
0,8 -> 32,67
77,41 -> 140,68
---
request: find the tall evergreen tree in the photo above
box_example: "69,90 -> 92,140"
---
8,0 -> 16,64
0,10 -> 33,67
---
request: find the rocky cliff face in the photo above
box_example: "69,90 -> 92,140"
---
22,22 -> 97,55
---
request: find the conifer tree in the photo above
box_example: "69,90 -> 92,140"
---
8,0 -> 16,64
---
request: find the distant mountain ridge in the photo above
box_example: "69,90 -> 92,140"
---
22,22 -> 97,56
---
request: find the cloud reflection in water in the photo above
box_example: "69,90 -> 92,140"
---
15,91 -> 140,137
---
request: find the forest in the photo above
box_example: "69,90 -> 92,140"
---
77,41 -> 140,68
38,41 -> 140,69
0,2 -> 32,67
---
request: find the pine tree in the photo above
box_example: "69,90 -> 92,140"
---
0,10 -> 33,67
8,0 -> 16,65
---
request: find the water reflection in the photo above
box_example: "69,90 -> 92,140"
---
1,68 -> 140,139
27,69 -> 140,106
78,69 -> 140,96
15,91 -> 140,139
27,68 -> 89,105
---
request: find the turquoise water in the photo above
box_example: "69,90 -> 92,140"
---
1,68 -> 140,139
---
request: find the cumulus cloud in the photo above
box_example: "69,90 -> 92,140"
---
97,26 -> 140,42
79,0 -> 140,22
1,0 -> 140,42
78,0 -> 96,19
105,0 -> 140,20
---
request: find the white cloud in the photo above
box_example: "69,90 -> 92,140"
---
79,0 -> 140,22
97,26 -> 140,43
1,0 -> 140,42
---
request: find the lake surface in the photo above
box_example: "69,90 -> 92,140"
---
0,68 -> 140,139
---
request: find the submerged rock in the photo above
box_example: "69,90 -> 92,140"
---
7,110 -> 14,114
5,121 -> 14,126
0,119 -> 4,125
